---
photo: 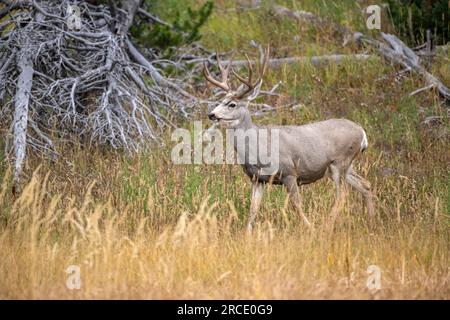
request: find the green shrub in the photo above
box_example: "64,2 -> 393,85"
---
131,0 -> 214,53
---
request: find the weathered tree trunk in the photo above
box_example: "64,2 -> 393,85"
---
13,48 -> 34,185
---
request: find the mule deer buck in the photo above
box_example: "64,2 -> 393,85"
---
203,46 -> 374,231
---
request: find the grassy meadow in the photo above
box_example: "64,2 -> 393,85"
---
0,0 -> 449,299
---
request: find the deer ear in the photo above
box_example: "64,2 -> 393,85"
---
246,80 -> 262,101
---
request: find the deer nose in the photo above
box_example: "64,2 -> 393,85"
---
208,113 -> 217,121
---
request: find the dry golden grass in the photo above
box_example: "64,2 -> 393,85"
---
0,151 -> 448,299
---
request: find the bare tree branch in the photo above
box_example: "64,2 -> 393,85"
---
117,0 -> 142,36
137,7 -> 173,29
0,0 -> 202,185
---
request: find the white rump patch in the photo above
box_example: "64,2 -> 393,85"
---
361,130 -> 368,152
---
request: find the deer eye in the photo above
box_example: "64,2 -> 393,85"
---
228,102 -> 236,108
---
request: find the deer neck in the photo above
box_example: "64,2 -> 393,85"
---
231,110 -> 258,157
235,109 -> 256,131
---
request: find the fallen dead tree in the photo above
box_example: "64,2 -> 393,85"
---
358,33 -> 450,101
0,0 -> 200,185
272,4 -> 450,103
191,53 -> 375,68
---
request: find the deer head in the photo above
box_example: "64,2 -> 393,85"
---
203,46 -> 270,129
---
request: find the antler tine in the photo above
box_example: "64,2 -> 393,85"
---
251,45 -> 269,86
217,51 -> 235,85
232,54 -> 253,88
233,45 -> 270,99
260,45 -> 270,78
203,51 -> 232,92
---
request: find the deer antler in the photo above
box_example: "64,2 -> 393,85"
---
233,45 -> 270,99
203,52 -> 233,92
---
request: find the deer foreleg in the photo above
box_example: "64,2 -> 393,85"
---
247,182 -> 264,232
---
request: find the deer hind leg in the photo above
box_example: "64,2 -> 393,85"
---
345,167 -> 375,227
329,163 -> 342,203
247,182 -> 264,233
282,176 -> 311,228
327,163 -> 345,228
